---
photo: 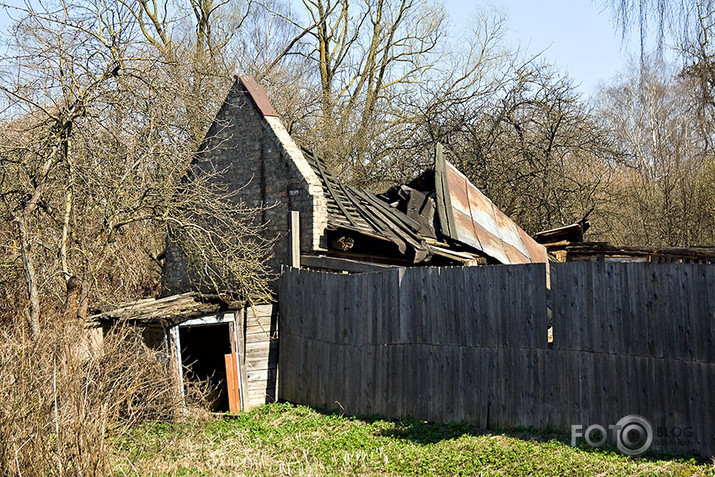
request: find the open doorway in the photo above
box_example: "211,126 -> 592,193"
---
179,323 -> 233,412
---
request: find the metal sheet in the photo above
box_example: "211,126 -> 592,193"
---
436,157 -> 548,264
238,75 -> 278,117
471,220 -> 510,264
518,229 -> 549,263
494,207 -> 530,258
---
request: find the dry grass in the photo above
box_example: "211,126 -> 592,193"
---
0,318 -> 188,476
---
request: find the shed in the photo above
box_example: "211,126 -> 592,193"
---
92,294 -> 277,412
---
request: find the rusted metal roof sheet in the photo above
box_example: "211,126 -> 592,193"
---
238,75 -> 278,117
434,145 -> 548,264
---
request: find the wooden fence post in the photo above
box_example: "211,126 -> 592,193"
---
289,210 -> 300,269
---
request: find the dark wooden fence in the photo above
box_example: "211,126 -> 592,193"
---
278,263 -> 714,456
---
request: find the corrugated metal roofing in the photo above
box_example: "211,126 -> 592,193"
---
434,145 -> 548,264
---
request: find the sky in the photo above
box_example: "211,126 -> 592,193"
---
444,0 -> 640,98
0,0 -> 638,98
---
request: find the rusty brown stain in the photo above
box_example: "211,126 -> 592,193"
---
453,210 -> 483,251
441,159 -> 548,264
471,220 -> 509,264
238,75 -> 278,117
519,228 -> 549,263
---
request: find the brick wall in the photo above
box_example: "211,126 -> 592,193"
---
162,79 -> 327,295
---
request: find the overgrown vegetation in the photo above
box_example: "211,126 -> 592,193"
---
112,402 -> 715,476
1,0 -> 713,340
0,317 -> 210,475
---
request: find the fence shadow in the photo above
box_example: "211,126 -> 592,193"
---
292,404 -> 712,463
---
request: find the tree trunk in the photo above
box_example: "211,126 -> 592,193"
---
17,214 -> 40,339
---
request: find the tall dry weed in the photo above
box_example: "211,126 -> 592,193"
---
0,318 -> 188,476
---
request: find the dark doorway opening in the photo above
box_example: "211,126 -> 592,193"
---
179,323 -> 232,412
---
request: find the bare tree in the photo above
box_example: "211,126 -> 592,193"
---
0,0 -> 272,337
253,1 -> 517,190
117,0 -> 253,144
603,0 -> 715,116
427,62 -> 620,236
597,59 -> 715,246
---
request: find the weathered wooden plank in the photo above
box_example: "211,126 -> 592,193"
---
521,266 -> 533,349
679,264 -> 693,361
398,269 -> 409,344
245,313 -> 274,327
426,268 -> 438,345
361,344 -> 375,415
246,368 -> 277,383
453,346 -> 467,423
471,267 -> 486,347
604,262 -> 619,354
442,343 -> 454,423
245,355 -> 278,370
471,347 -> 488,428
328,342 -> 341,410
550,263 -> 564,349
538,348 -> 555,430
703,362 -> 715,456
591,262 -> 604,354
633,354 -> 649,427
378,270 -> 391,345
589,350 -> 603,427
245,329 -> 276,343
483,347 -> 497,428
556,349 -> 577,431
691,265 -> 708,362
706,265 -> 715,364
663,264 -> 679,360
373,344 -> 388,417
485,267 -> 498,347
417,268 -> 428,344
300,254 -> 401,273
245,341 -> 278,355
425,344 -> 440,423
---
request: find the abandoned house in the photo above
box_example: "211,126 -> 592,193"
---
94,75 -> 550,412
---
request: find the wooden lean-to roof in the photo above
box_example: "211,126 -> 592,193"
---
302,148 -> 438,263
90,292 -> 233,327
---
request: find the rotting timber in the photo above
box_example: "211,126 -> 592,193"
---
302,144 -> 548,268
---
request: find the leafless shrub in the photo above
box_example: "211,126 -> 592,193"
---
0,316 -> 201,476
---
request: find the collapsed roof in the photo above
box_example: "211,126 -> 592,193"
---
301,144 -> 548,265
239,75 -> 548,266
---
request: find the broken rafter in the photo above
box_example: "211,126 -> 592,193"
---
90,292 -> 234,327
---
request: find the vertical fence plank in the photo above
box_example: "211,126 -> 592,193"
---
278,263 -> 714,457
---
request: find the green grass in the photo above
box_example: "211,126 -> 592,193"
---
111,402 -> 715,476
